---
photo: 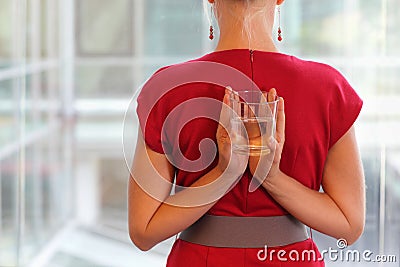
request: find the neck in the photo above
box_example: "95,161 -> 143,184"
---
213,2 -> 278,52
215,31 -> 278,53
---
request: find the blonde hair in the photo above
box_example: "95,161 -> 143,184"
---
203,0 -> 272,45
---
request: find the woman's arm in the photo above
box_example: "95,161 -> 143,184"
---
261,125 -> 365,245
128,136 -> 223,251
129,91 -> 247,251
248,96 -> 365,244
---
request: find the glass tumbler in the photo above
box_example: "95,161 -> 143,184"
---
229,90 -> 278,156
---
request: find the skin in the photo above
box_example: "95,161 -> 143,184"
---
129,0 -> 365,251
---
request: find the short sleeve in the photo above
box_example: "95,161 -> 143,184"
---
136,96 -> 164,154
329,71 -> 363,149
136,70 -> 170,154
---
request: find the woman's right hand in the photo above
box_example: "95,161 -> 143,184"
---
215,88 -> 248,177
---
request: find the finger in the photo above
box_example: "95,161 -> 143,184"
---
225,86 -> 233,101
267,89 -> 277,115
268,88 -> 277,102
219,87 -> 232,127
229,88 -> 240,118
265,136 -> 282,164
276,97 -> 285,143
225,86 -> 232,105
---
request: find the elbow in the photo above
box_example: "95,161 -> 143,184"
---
129,228 -> 155,251
342,220 -> 365,246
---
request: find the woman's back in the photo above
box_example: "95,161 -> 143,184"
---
137,49 -> 362,217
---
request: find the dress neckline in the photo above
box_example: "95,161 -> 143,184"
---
205,48 -> 291,58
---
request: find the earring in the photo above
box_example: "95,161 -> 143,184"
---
209,6 -> 214,40
277,6 -> 283,42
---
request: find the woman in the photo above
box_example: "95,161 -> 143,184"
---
128,0 -> 365,266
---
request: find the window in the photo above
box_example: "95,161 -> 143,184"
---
76,0 -> 133,56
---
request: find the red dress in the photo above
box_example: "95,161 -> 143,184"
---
136,49 -> 363,266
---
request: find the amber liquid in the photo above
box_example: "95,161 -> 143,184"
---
231,118 -> 272,156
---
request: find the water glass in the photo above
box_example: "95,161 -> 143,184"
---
229,90 -> 278,156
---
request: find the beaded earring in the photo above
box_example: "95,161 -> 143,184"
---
209,6 -> 214,40
277,6 -> 283,42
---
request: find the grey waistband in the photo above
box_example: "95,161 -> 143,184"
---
179,215 -> 309,248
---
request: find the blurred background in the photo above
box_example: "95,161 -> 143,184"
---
0,0 -> 399,266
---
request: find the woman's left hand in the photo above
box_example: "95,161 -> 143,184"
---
248,89 -> 285,190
